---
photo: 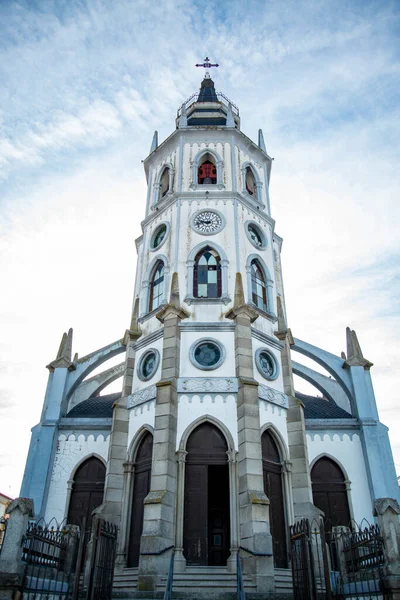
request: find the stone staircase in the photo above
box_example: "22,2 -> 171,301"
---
113,566 -> 293,599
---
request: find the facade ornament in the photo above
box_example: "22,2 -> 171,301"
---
177,378 -> 238,393
258,385 -> 289,408
127,385 -> 157,409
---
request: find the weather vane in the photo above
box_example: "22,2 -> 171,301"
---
195,57 -> 219,69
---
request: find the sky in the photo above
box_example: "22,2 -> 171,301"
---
0,0 -> 399,498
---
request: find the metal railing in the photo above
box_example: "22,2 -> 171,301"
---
163,549 -> 175,600
237,552 -> 246,600
177,92 -> 239,118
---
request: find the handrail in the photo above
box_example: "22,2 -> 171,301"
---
163,549 -> 175,600
237,552 -> 246,600
239,545 -> 273,557
141,544 -> 174,556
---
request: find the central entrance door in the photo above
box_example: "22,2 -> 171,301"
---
183,423 -> 230,566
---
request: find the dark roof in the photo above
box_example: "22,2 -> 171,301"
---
197,76 -> 218,103
66,393 -> 121,418
296,392 -> 353,419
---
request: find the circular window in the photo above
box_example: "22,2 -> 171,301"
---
255,348 -> 279,380
191,210 -> 225,235
138,349 -> 160,381
189,338 -> 226,371
150,223 -> 169,251
245,221 -> 267,249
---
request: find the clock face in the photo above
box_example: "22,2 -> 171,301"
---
193,210 -> 223,234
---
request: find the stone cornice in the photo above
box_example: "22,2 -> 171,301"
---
305,418 -> 359,430
134,328 -> 164,351
225,303 -> 259,323
179,322 -> 235,332
251,327 -> 285,351
59,418 -> 112,429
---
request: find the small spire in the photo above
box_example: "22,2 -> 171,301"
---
258,129 -> 267,153
47,328 -> 75,371
344,327 -> 373,369
150,131 -> 158,154
233,272 -> 245,307
197,76 -> 218,103
169,272 -> 180,307
226,103 -> 235,127
124,298 -> 142,344
178,104 -> 187,128
276,297 -> 287,331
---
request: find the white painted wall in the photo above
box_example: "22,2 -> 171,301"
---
44,432 -> 109,524
259,401 -> 289,449
307,432 -> 374,523
177,393 -> 238,450
127,400 -> 156,453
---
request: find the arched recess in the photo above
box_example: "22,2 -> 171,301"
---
140,254 -> 170,317
311,455 -> 352,532
185,241 -> 230,305
241,162 -> 263,204
261,427 -> 289,568
191,149 -> 224,189
66,455 -> 106,527
153,162 -> 174,206
176,415 -> 237,569
127,430 -> 154,567
245,254 -> 275,317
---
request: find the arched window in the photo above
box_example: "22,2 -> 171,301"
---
194,246 -> 221,298
245,166 -> 257,197
198,154 -> 217,184
251,259 -> 268,311
160,167 -> 170,198
149,260 -> 165,312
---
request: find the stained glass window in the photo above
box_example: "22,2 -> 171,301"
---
152,224 -> 167,249
194,342 -> 221,367
193,247 -> 221,298
248,224 -> 263,247
149,261 -> 164,311
251,259 -> 268,311
160,167 -> 170,198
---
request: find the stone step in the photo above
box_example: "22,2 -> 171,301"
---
274,568 -> 293,591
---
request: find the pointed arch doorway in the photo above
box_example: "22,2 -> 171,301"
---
311,456 -> 351,532
183,422 -> 230,566
128,431 -> 153,567
67,456 -> 106,528
261,430 -> 288,568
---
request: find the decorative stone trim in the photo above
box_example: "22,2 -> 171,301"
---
134,328 -> 164,351
255,348 -> 280,381
177,377 -> 238,393
127,384 -> 157,409
180,322 -> 235,332
258,385 -> 288,408
144,490 -> 166,504
137,349 -> 160,382
190,209 -> 225,235
251,327 -> 284,350
189,338 -> 226,371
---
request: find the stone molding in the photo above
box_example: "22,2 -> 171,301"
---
306,430 -> 360,441
258,384 -> 288,408
179,322 -> 235,332
134,328 -> 164,351
128,385 -> 157,409
251,327 -> 285,350
177,377 -> 238,393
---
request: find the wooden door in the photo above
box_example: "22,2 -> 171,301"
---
128,432 -> 153,567
183,423 -> 230,566
67,457 -> 106,528
311,457 -> 351,532
261,431 -> 288,568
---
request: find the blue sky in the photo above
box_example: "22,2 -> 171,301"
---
0,0 -> 399,496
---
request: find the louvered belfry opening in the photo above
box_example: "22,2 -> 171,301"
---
183,423 -> 230,566
198,154 -> 217,184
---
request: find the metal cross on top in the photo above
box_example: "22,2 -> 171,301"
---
195,57 -> 219,69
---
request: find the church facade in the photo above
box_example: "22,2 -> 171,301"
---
20,74 -> 399,594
